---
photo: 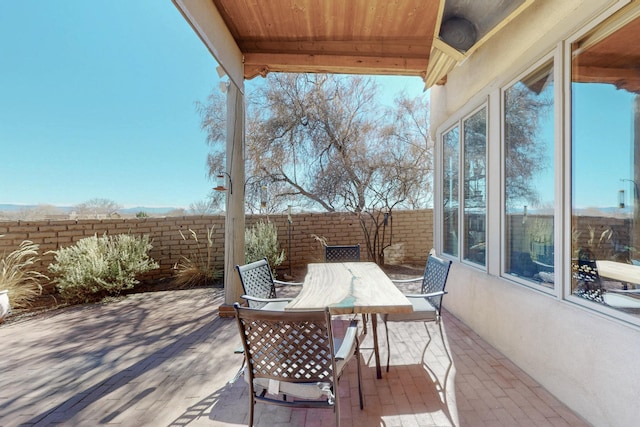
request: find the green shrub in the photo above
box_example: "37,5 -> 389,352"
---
48,233 -> 159,303
245,220 -> 285,272
0,236 -> 45,309
173,226 -> 221,288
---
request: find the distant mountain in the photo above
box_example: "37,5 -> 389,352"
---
0,204 -> 40,212
0,204 -> 181,216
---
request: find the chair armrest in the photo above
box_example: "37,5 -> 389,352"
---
241,295 -> 294,303
334,320 -> 359,360
405,290 -> 447,299
273,279 -> 303,286
391,277 -> 422,284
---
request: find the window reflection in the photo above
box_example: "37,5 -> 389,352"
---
572,15 -> 640,315
504,60 -> 555,287
463,108 -> 487,265
443,127 -> 459,257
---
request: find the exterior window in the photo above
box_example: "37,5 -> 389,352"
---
443,126 -> 459,257
463,107 -> 487,266
504,60 -> 555,287
571,16 -> 640,316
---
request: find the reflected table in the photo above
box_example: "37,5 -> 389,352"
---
596,260 -> 640,289
596,260 -> 640,308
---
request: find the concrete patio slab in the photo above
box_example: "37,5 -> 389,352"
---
0,288 -> 589,427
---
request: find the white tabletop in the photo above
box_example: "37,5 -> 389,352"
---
596,260 -> 640,285
285,262 -> 413,315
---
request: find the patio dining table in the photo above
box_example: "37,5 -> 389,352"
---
285,262 -> 413,379
596,260 -> 640,289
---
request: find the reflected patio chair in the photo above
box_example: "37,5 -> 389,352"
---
325,244 -> 360,263
233,303 -> 363,427
382,253 -> 452,372
572,249 -> 605,303
236,258 -> 302,310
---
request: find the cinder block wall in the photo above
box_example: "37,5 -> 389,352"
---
0,216 -> 228,294
256,209 -> 433,268
0,209 -> 433,294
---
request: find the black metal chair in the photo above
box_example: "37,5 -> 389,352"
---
236,258 -> 302,310
382,253 -> 452,371
324,244 -> 368,333
234,303 -> 363,426
325,244 -> 360,263
572,251 -> 605,303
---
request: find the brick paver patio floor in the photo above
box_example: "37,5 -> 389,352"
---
0,287 -> 590,427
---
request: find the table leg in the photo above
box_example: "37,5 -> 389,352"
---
371,313 -> 382,379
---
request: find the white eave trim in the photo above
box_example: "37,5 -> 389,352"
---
173,0 -> 244,92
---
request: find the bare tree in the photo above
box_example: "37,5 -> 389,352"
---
348,92 -> 433,264
189,197 -> 220,215
198,73 -> 432,263
504,82 -> 553,209
18,204 -> 66,220
248,74 -> 431,207
195,91 -> 231,212
195,90 -> 226,182
166,208 -> 187,217
74,198 -> 121,218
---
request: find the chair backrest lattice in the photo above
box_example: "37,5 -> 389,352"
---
325,244 -> 360,263
236,258 -> 277,309
572,259 -> 601,288
421,255 -> 452,313
235,306 -> 336,384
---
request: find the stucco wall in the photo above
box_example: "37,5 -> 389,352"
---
445,264 -> 640,427
430,0 -> 640,425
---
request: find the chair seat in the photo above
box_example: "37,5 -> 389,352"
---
251,376 -> 334,400
246,336 -> 355,400
384,297 -> 437,322
235,304 -> 363,425
261,300 -> 291,311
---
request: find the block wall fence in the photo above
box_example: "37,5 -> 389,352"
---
0,210 -> 434,296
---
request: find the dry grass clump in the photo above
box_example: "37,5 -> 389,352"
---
0,236 -> 46,309
173,226 -> 222,288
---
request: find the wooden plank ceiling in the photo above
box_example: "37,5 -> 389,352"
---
211,0 -> 440,80
573,13 -> 640,93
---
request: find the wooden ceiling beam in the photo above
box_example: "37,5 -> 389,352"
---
572,65 -> 640,93
243,53 -> 428,79
238,39 -> 432,58
573,65 -> 640,81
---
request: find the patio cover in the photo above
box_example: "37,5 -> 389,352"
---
171,0 -> 535,314
173,0 -> 535,89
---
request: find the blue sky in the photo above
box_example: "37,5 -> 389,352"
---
573,83 -> 635,209
0,1 -> 426,209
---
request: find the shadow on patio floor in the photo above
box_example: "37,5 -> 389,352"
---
0,287 -> 588,426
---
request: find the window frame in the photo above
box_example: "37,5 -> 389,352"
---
499,52 -> 560,296
462,104 -> 489,268
434,0 -> 640,327
441,123 -> 461,258
438,101 -> 489,271
563,3 -> 640,325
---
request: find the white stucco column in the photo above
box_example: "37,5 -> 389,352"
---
220,81 -> 245,317
171,0 -> 249,317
